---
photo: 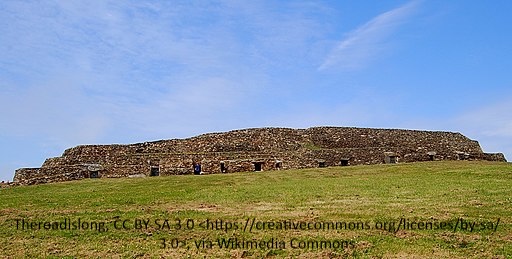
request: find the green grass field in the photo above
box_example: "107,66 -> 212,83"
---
1,161 -> 511,258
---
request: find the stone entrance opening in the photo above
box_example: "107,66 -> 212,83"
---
457,152 -> 469,160
427,151 -> 436,161
275,160 -> 282,169
384,152 -> 398,164
389,156 -> 397,163
87,164 -> 102,178
340,158 -> 349,166
220,161 -> 226,173
150,166 -> 160,176
253,162 -> 263,172
317,159 -> 326,168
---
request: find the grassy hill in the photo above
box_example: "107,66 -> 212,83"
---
1,161 -> 511,258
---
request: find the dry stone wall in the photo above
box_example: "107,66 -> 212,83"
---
13,127 -> 507,185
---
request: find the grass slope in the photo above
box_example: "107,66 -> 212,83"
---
1,161 -> 511,258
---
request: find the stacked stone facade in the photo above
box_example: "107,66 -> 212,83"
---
13,127 -> 507,185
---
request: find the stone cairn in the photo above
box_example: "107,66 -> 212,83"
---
13,127 -> 507,185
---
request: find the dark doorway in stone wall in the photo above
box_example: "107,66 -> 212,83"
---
384,152 -> 398,164
87,164 -> 102,178
90,171 -> 100,178
275,160 -> 282,170
340,159 -> 349,166
150,167 -> 160,176
253,162 -> 263,172
220,161 -> 227,173
318,160 -> 326,168
427,152 -> 436,161
457,152 -> 469,160
388,156 -> 397,164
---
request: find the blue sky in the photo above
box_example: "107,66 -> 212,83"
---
1,0 -> 511,181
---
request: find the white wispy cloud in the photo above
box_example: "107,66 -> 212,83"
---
0,1 -> 336,181
318,0 -> 420,71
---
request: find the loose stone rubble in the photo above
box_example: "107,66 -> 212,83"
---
13,127 -> 507,185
